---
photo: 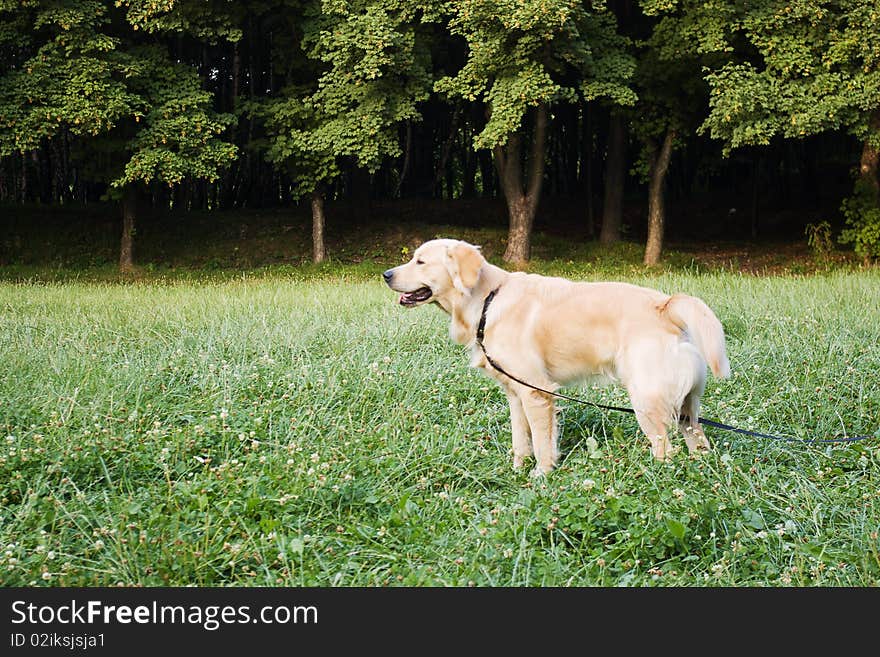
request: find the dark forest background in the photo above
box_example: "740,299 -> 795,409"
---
1,1 -> 878,270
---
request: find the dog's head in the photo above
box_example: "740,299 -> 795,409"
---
383,239 -> 484,308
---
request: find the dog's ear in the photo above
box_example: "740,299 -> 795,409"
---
445,242 -> 484,294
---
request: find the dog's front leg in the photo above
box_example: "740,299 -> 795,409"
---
521,389 -> 559,476
504,387 -> 533,469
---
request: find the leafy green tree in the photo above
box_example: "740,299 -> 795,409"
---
436,0 -> 635,263
695,0 -> 880,261
261,83 -> 340,263
0,0 -> 236,271
633,0 -> 720,264
259,0 -> 436,262
119,0 -> 242,42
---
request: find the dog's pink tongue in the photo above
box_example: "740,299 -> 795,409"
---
398,293 -> 407,305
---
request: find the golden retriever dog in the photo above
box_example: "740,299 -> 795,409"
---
383,238 -> 730,476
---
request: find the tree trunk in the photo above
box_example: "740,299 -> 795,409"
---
643,128 -> 676,266
600,112 -> 627,244
311,188 -> 326,264
497,103 -> 548,264
503,195 -> 533,264
119,185 -> 137,273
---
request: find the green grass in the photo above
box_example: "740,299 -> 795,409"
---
1,266 -> 879,586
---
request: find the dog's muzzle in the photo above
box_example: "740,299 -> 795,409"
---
397,287 -> 432,306
383,270 -> 432,306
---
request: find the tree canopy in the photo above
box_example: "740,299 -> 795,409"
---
1,0 -> 878,267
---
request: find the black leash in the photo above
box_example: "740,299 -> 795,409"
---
475,288 -> 874,445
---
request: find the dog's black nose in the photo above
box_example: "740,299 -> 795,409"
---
382,269 -> 393,283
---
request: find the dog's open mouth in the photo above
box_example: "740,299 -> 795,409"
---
399,286 -> 433,306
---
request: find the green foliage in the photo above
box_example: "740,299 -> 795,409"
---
643,0 -> 736,59
115,46 -> 237,187
435,0 -> 635,150
0,0 -> 237,189
119,0 -> 243,42
303,0 -> 436,171
627,2 -> 717,178
839,182 -> 880,261
259,87 -> 340,198
676,0 -> 880,260
0,1 -> 137,153
257,0 -> 437,196
804,220 -> 834,259
697,1 -> 880,153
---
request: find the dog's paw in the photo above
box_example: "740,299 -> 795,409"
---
529,465 -> 552,479
649,441 -> 680,461
513,455 -> 525,470
687,446 -> 710,460
651,452 -> 677,463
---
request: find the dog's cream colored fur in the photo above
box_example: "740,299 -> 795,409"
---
384,238 -> 730,476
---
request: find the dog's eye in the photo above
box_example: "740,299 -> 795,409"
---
416,259 -> 425,265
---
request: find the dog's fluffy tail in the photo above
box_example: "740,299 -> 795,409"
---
661,294 -> 731,379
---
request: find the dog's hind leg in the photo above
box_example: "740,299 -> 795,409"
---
520,389 -> 559,476
629,392 -> 675,461
677,344 -> 710,454
679,390 -> 710,454
504,387 -> 533,469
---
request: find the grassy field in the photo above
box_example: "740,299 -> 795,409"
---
1,263 -> 879,586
